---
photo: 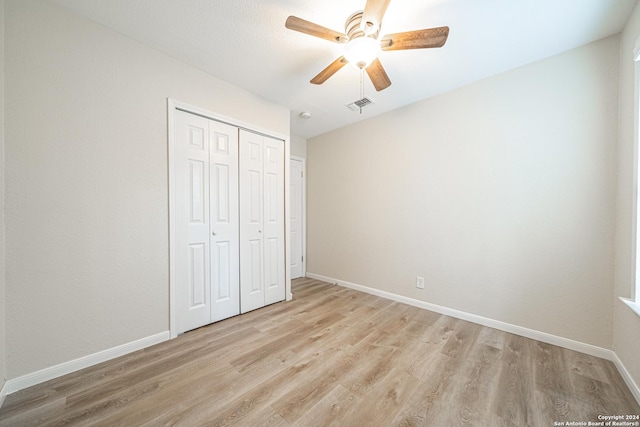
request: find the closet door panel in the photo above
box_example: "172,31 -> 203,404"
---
240,130 -> 265,313
263,137 -> 285,305
175,111 -> 211,333
209,122 -> 240,322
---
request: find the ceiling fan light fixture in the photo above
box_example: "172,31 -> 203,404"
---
343,36 -> 380,69
285,0 -> 450,92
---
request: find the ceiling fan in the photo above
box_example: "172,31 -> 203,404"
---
285,0 -> 449,92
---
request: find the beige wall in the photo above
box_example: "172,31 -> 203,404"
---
291,134 -> 307,159
4,0 -> 289,379
0,0 -> 6,391
614,2 -> 640,392
308,36 -> 619,349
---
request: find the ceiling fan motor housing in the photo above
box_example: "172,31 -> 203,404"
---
345,11 -> 380,41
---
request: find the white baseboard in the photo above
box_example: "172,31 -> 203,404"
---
5,331 -> 170,395
0,379 -> 7,408
306,273 -> 613,359
612,352 -> 640,405
306,272 -> 640,405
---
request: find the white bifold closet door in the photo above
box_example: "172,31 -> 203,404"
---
174,110 -> 285,334
239,130 -> 285,313
175,110 -> 240,334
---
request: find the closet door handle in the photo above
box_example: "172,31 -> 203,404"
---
212,231 -> 217,236
258,229 -> 262,233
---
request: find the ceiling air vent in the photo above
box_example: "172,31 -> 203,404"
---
346,97 -> 374,112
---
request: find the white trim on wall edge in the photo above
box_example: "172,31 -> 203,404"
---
0,380 -> 7,408
306,273 -> 640,404
620,297 -> 640,318
305,273 -> 612,358
307,273 -> 613,360
5,331 -> 170,395
612,352 -> 640,405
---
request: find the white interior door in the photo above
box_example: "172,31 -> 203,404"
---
263,136 -> 285,305
175,110 -> 241,332
239,130 -> 265,313
290,158 -> 304,279
175,111 -> 212,333
239,130 -> 285,312
209,121 -> 240,322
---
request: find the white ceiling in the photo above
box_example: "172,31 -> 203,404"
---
49,0 -> 636,139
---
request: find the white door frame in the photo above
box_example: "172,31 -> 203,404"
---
168,98 -> 292,339
290,156 -> 306,279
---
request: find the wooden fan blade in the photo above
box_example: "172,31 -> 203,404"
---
311,56 -> 349,85
286,16 -> 348,43
361,0 -> 391,34
366,58 -> 391,91
381,26 -> 449,51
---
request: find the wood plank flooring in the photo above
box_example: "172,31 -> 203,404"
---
1,278 -> 638,426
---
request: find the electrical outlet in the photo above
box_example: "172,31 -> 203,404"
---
416,276 -> 425,289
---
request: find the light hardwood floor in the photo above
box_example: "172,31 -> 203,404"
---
1,278 -> 638,426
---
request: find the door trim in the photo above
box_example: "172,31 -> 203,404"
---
168,98 -> 292,339
290,156 -> 306,279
